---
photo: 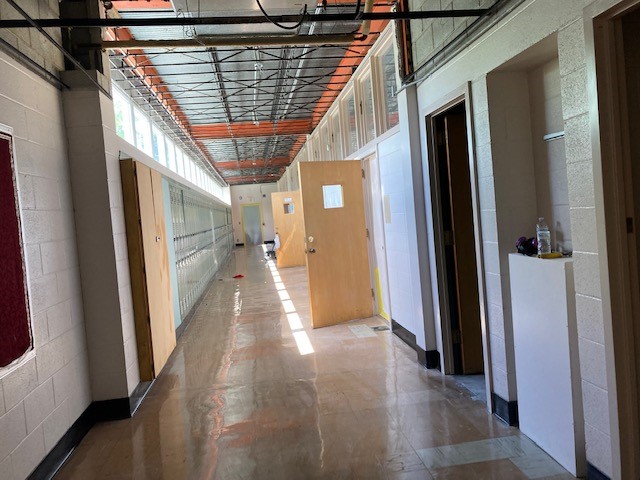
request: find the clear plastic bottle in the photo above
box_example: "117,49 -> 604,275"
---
536,217 -> 551,255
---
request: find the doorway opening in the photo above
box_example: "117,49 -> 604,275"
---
593,2 -> 640,476
428,102 -> 484,380
241,204 -> 263,246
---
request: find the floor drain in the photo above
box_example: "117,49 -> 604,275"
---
371,326 -> 390,332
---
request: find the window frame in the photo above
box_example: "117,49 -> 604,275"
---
357,65 -> 377,146
330,110 -> 343,160
375,36 -> 401,134
132,105 -> 152,156
341,86 -> 359,157
111,82 -> 229,202
0,123 -> 36,378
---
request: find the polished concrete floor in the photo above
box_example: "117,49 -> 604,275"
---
56,247 -> 574,479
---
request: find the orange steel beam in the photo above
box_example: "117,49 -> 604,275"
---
215,158 -> 290,170
192,119 -> 312,140
225,173 -> 283,183
112,1 -> 172,10
288,135 -> 308,161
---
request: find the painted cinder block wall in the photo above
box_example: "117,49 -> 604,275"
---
62,74 -> 141,401
0,14 -> 91,480
414,0 -> 624,476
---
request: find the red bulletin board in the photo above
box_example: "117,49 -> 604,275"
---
0,132 -> 32,367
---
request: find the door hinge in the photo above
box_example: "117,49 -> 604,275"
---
371,288 -> 375,298
452,329 -> 461,344
366,228 -> 370,238
627,217 -> 634,233
362,168 -> 365,179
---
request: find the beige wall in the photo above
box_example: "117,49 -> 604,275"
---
528,58 -> 572,252
230,183 -> 278,244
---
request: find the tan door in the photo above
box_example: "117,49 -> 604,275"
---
445,114 -> 483,374
271,190 -> 306,268
298,161 -> 373,328
121,159 -> 176,380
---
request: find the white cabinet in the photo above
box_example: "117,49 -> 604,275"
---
509,254 -> 585,477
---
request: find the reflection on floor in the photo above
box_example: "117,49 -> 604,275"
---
452,374 -> 487,404
56,246 -> 574,479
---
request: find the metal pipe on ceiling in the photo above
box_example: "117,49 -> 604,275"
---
361,0 -> 375,36
101,34 -> 357,49
253,50 -> 263,126
0,10 -> 492,29
278,4 -> 321,124
110,53 -> 367,65
117,66 -> 357,76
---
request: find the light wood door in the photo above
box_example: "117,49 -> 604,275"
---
445,114 -> 483,374
121,159 -> 176,380
271,191 -> 306,268
298,161 -> 373,328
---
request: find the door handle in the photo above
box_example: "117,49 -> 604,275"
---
308,248 -> 316,254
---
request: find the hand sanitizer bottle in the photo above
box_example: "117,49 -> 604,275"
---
536,217 -> 551,255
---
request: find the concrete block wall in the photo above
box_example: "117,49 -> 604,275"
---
62,76 -> 140,400
415,1 -> 625,476
0,0 -> 65,75
102,94 -> 140,396
487,71 -> 539,402
0,49 -> 91,479
471,76 -> 510,397
409,0 -> 495,71
528,59 -> 572,253
557,17 -> 612,475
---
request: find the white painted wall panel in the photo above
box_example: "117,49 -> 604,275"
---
378,132 -> 428,347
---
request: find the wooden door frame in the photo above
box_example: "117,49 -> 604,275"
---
588,1 -> 640,477
240,203 -> 264,246
422,84 -> 492,404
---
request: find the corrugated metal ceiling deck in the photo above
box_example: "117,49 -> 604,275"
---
110,2 -> 381,184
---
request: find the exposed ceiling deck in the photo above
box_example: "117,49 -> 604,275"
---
108,0 -> 388,185
101,0 -> 494,185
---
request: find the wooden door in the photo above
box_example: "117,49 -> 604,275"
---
445,114 -> 483,374
121,159 -> 176,381
298,161 -> 373,328
271,191 -> 306,268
